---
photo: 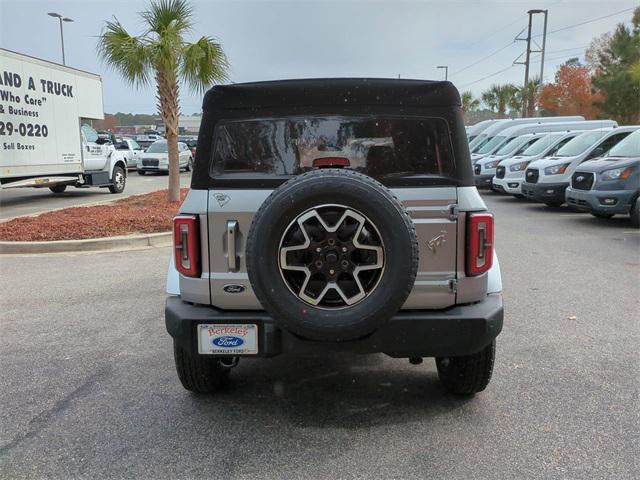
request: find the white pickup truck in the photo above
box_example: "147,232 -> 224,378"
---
0,48 -> 127,194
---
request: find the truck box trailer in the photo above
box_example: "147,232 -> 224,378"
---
0,48 -> 127,193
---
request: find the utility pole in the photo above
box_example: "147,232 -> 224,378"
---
514,9 -> 548,117
538,10 -> 549,92
437,65 -> 448,81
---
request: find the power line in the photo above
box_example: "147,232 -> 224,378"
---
451,40 -> 518,77
465,15 -> 527,49
458,65 -> 516,89
544,45 -> 589,54
533,7 -> 634,38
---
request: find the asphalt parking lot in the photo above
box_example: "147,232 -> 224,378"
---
1,192 -> 638,479
0,171 -> 192,220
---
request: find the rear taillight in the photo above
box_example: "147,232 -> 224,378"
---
466,212 -> 494,277
173,215 -> 200,277
312,157 -> 350,168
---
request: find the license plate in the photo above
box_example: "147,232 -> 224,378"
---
198,324 -> 258,355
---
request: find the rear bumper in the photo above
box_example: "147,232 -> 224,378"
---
165,294 -> 504,358
475,174 -> 495,189
565,187 -> 636,215
522,181 -> 568,204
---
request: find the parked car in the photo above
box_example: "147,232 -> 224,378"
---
565,129 -> 640,226
492,131 -> 584,197
113,137 -> 145,170
165,79 -> 504,396
178,136 -> 198,157
522,126 -> 639,206
136,140 -> 193,174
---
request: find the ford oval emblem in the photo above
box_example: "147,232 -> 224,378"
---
223,284 -> 246,294
212,336 -> 244,347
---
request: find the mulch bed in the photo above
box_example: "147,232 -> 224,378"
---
0,188 -> 188,241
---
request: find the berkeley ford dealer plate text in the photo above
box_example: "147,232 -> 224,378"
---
198,324 -> 258,355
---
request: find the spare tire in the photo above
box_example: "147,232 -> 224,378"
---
246,168 -> 418,341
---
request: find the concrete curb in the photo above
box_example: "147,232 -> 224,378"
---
0,231 -> 172,254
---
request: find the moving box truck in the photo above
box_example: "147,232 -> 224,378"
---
0,48 -> 127,194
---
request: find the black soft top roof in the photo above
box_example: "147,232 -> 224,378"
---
202,78 -> 461,111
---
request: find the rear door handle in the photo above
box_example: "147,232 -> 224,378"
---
227,220 -> 239,271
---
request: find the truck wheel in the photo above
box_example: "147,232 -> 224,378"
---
436,341 -> 495,395
630,198 -> 639,228
137,170 -> 146,175
246,168 -> 418,342
108,165 -> 126,194
544,202 -> 563,208
590,212 -> 614,219
173,342 -> 231,393
49,184 -> 67,193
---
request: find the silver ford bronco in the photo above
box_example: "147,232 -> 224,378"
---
165,78 -> 503,395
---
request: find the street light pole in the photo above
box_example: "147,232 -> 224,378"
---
48,12 -> 74,65
437,65 -> 449,81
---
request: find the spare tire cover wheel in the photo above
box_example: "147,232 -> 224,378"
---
246,169 -> 418,341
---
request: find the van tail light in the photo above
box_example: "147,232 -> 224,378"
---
173,215 -> 200,277
466,212 -> 494,277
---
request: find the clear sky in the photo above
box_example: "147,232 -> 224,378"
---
1,0 -> 637,114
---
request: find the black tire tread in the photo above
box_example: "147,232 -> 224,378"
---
173,342 -> 229,394
436,341 -> 495,395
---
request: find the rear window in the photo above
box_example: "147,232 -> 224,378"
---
210,116 -> 455,183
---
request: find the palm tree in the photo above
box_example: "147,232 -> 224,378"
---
98,0 -> 229,201
461,91 -> 480,112
481,84 -> 519,118
518,77 -> 541,117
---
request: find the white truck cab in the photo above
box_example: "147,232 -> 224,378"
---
113,137 -> 145,170
522,126 -> 640,206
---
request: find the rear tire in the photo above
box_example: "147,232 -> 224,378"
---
544,202 -> 563,208
590,212 -> 614,219
137,170 -> 146,175
514,194 -> 525,199
49,184 -> 67,193
436,341 -> 495,395
173,342 -> 231,394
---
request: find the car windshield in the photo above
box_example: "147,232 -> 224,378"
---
211,115 -> 455,181
556,131 -> 605,157
605,129 -> 640,157
146,141 -> 169,153
521,135 -> 562,156
495,136 -> 533,155
477,135 -> 507,154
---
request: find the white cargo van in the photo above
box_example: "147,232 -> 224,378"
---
469,116 -> 584,154
466,119 -> 501,143
0,49 -> 127,194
